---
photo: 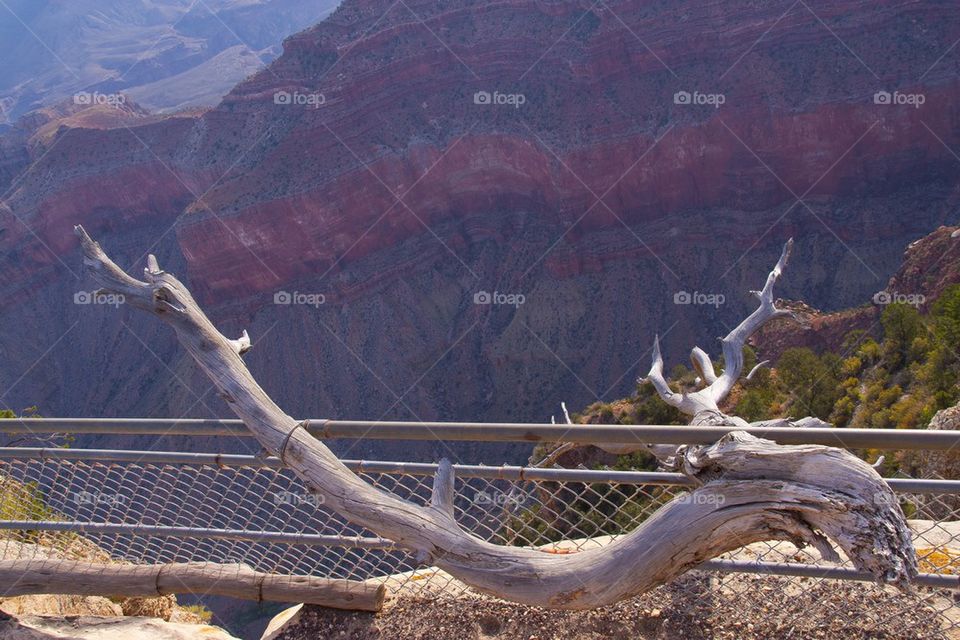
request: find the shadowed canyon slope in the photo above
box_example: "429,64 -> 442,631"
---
1,0 -> 959,460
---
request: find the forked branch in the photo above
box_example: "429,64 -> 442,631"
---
74,227 -> 915,608
712,238 -> 794,402
644,239 -> 795,418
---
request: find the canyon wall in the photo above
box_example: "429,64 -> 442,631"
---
0,0 -> 958,461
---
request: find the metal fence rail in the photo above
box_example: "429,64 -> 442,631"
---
2,419 -> 960,637
5,418 -> 960,449
6,446 -> 960,494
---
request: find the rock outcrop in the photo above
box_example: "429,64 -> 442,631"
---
752,225 -> 960,361
917,404 -> 960,519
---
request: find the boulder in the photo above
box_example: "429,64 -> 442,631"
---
917,405 -> 960,520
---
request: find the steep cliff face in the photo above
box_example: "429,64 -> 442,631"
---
0,0 -> 958,461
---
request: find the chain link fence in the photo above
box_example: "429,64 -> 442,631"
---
1,432 -> 960,637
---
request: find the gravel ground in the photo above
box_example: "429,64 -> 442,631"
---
275,573 -> 951,640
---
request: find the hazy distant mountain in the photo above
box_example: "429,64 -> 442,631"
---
0,0 -> 340,123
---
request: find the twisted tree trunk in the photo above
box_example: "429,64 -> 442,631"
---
73,227 -> 917,608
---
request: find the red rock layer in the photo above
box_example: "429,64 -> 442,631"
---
1,0 -> 958,305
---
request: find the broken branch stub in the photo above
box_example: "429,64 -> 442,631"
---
73,226 -> 916,608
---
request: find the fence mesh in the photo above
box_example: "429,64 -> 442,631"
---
1,448 -> 959,638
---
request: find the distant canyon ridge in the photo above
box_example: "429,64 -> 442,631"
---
0,0 -> 958,462
0,0 -> 340,123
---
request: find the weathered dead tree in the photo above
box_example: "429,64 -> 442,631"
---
582,242 -> 829,462
0,560 -> 385,611
73,227 -> 917,609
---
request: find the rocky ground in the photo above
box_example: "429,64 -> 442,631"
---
0,612 -> 239,639
264,524 -> 960,640
272,572 -> 953,640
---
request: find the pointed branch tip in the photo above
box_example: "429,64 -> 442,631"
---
230,330 -> 252,356
146,255 -> 162,276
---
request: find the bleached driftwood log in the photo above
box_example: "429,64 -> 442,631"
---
0,560 -> 385,611
73,227 -> 916,609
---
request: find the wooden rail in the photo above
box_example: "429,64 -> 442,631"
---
0,560 -> 385,611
